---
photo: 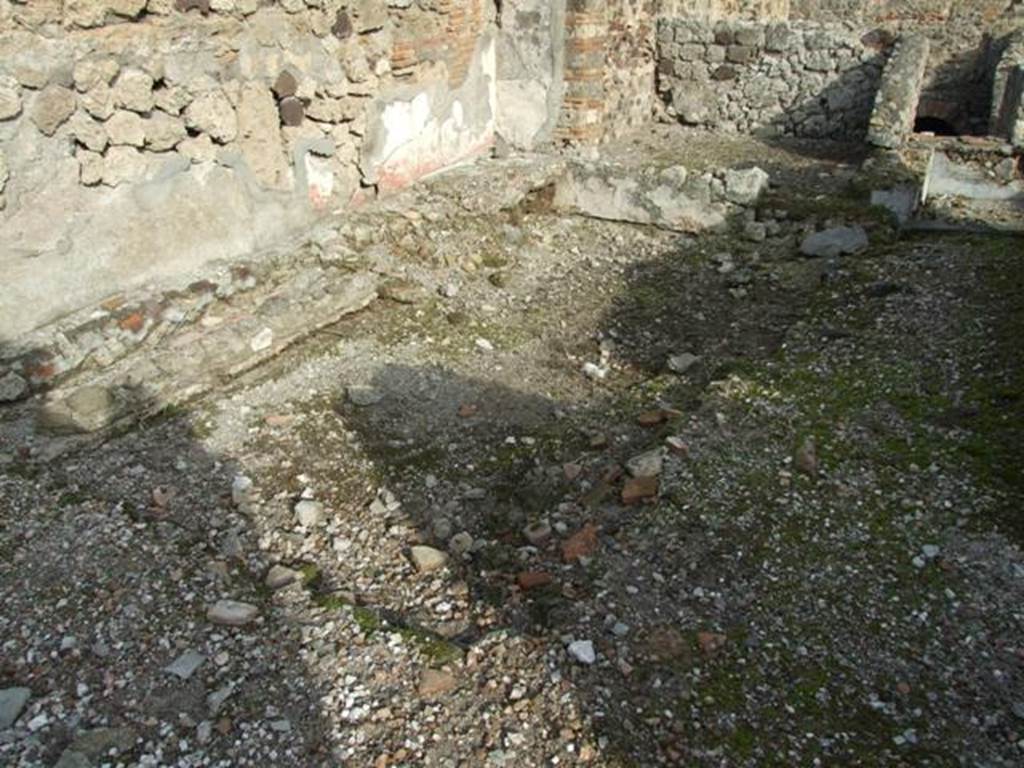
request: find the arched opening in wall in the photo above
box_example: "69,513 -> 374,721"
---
913,116 -> 958,136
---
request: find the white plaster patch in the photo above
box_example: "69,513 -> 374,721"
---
378,92 -> 432,163
304,153 -> 334,209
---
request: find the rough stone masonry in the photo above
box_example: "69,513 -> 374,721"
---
1,0 -> 1022,341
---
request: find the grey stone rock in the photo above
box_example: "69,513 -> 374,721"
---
0,76 -> 23,121
53,752 -> 90,768
867,35 -> 930,149
800,226 -> 869,258
39,386 -> 118,434
231,475 -> 255,506
144,111 -> 188,152
410,545 -> 448,573
78,150 -> 105,185
105,110 -> 146,147
667,352 -> 699,374
207,683 -> 234,715
554,160 -> 726,233
448,531 -> 474,555
69,111 -> 109,152
80,82 -> 115,120
0,687 -> 31,729
743,221 -> 768,242
523,520 -> 552,546
347,385 -> 384,406
206,600 -> 259,627
567,639 -> 596,665
185,90 -> 238,144
295,500 -> 324,527
249,327 -> 274,352
101,146 -> 148,186
0,372 -> 28,403
73,58 -> 120,93
723,167 -> 769,205
65,725 -> 137,759
31,85 -> 76,136
627,448 -> 664,478
112,69 -> 155,113
236,83 -> 289,190
164,651 -> 206,680
265,565 -> 299,590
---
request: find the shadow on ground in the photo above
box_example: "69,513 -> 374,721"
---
0,360 -> 337,766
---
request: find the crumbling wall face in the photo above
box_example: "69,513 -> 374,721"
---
992,30 -> 1024,140
555,0 -> 662,144
494,0 -> 567,150
866,34 -> 930,148
1007,66 -> 1024,148
658,0 -> 789,19
0,1 -> 498,337
558,0 -> 609,142
656,19 -> 884,139
792,0 -> 1024,134
604,0 -> 659,140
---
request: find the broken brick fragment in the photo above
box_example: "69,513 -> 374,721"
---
516,571 -> 554,591
119,312 -> 145,333
622,476 -> 658,505
696,631 -> 727,656
562,522 -> 599,563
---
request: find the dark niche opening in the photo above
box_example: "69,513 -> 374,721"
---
913,116 -> 958,136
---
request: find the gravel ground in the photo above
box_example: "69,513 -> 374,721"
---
2,131 -> 1023,767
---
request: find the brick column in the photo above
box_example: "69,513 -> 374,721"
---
557,0 -> 609,142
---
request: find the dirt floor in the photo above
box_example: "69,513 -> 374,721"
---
2,128 -> 1023,767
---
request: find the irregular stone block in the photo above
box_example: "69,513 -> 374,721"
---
0,76 -> 23,121
723,166 -> 769,205
800,226 -> 869,258
0,688 -> 31,729
73,58 -> 120,93
175,0 -> 211,13
80,82 -> 115,120
867,35 -> 930,149
279,96 -> 305,127
106,110 -> 146,146
38,385 -> 118,434
554,160 -> 728,233
206,600 -> 258,626
990,30 -> 1024,139
31,85 -> 76,136
237,83 -> 290,189
78,149 -> 105,185
185,90 -> 238,143
112,69 -> 155,113
272,71 -> 298,99
144,111 -> 187,151
69,111 -> 109,152
102,145 -> 149,186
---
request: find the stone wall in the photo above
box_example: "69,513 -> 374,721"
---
0,0 -> 504,338
495,0 -> 567,150
656,18 -> 884,139
604,0 -> 659,140
658,0 -> 789,19
791,0 -> 1024,134
556,0 -> 660,143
